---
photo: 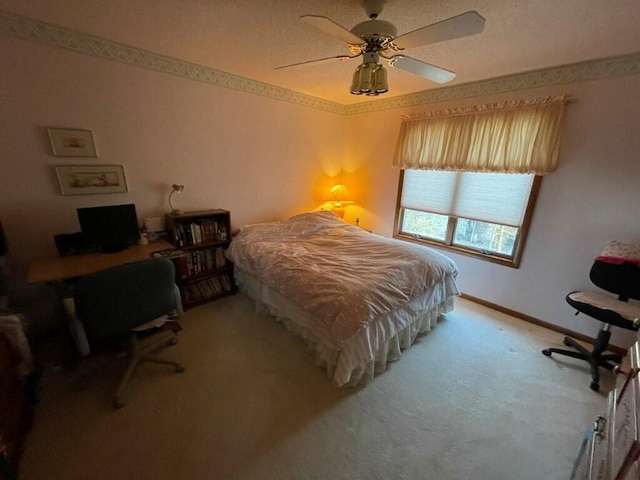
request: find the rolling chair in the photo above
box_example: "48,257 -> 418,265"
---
72,258 -> 185,408
542,241 -> 640,391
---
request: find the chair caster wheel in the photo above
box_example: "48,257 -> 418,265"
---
542,349 -> 552,357
590,381 -> 600,392
113,397 -> 125,409
175,365 -> 185,373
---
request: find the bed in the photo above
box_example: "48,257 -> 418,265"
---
226,211 -> 460,387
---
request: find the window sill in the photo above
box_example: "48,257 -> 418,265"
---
394,233 -> 521,268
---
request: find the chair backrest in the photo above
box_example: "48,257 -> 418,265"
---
590,260 -> 640,302
74,258 -> 177,344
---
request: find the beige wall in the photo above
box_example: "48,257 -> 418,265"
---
344,76 -> 640,348
2,33 -> 640,347
0,35 -> 346,327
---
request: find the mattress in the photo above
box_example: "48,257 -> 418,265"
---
226,211 -> 460,386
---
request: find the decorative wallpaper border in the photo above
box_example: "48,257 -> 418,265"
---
0,10 -> 345,114
2,10 -> 639,116
344,52 -> 640,115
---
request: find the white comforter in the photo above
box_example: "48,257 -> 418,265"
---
226,211 -> 458,350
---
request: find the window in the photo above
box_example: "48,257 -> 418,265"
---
396,169 -> 541,267
391,96 -> 567,267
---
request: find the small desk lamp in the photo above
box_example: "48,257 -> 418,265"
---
168,184 -> 184,215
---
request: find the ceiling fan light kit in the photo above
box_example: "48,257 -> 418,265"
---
350,51 -> 389,95
278,0 -> 485,97
350,62 -> 388,96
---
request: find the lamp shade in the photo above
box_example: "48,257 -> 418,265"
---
328,184 -> 354,219
330,184 -> 350,206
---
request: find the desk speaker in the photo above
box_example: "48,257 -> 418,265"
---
54,232 -> 87,257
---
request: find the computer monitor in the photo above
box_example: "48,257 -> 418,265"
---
77,204 -> 140,253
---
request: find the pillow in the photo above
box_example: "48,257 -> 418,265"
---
284,210 -> 343,225
236,211 -> 346,240
238,221 -> 277,233
596,240 -> 640,266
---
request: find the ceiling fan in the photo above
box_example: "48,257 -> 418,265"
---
276,0 -> 485,96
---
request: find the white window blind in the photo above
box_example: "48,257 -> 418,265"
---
400,170 -> 534,227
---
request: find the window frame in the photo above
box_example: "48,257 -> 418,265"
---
394,171 -> 542,268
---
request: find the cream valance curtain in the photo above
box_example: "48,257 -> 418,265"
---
392,95 -> 568,174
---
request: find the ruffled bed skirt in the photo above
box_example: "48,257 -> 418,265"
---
235,268 -> 459,387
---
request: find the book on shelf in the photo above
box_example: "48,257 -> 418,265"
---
204,249 -> 214,270
212,278 -> 222,294
186,225 -> 193,245
173,227 -> 184,247
177,224 -> 192,246
184,275 -> 234,302
215,247 -> 226,268
175,255 -> 189,279
196,281 -> 209,298
221,273 -> 232,292
186,252 -> 192,275
183,285 -> 194,303
190,223 -> 201,244
199,219 -> 218,242
217,223 -> 228,241
194,251 -> 200,274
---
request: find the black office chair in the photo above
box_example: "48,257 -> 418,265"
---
542,242 -> 640,391
73,258 -> 185,408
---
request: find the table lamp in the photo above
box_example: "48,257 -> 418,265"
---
168,184 -> 184,215
329,184 -> 353,218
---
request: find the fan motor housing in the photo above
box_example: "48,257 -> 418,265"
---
350,19 -> 397,42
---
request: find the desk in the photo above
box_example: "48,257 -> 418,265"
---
27,241 -> 173,284
27,241 -> 175,356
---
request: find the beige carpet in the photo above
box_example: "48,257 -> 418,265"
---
19,296 -> 617,480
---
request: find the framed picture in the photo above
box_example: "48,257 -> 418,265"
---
55,165 -> 128,195
48,128 -> 97,157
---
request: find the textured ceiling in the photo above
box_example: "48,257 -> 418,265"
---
2,0 -> 640,105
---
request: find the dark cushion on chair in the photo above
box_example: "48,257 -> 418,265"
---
566,290 -> 640,331
74,258 -> 177,344
590,261 -> 640,301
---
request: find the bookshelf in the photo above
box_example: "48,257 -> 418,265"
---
164,209 -> 236,309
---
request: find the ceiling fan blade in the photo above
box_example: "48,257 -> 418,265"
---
392,11 -> 485,50
388,55 -> 456,84
275,55 -> 358,70
301,15 -> 365,45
